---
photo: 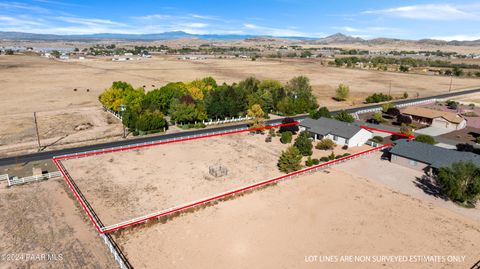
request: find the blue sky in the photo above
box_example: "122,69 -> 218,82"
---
0,0 -> 480,40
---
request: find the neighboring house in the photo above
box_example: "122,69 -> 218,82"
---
299,117 -> 373,147
389,140 -> 480,172
402,106 -> 466,130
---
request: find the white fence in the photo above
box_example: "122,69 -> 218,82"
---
105,108 -> 122,120
353,98 -> 438,117
101,234 -> 132,269
203,116 -> 252,126
0,174 -> 8,182
7,171 -> 62,187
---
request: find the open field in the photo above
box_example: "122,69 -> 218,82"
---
0,179 -> 116,268
1,54 -> 480,156
112,165 -> 480,269
61,132 -> 292,227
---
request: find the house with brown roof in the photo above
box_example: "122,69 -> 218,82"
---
402,106 -> 466,131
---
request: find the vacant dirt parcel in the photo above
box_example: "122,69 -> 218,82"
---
0,179 -> 116,268
112,168 -> 480,269
61,132 -> 288,227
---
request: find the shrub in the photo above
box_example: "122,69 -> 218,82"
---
397,114 -> 412,125
328,151 -> 336,160
446,100 -> 459,110
365,93 -> 393,103
310,107 -> 331,119
280,131 -> 293,144
277,146 -> 303,173
294,131 -> 313,156
334,110 -> 354,123
477,137 -> 480,144
371,112 -> 384,123
414,134 -> 436,145
370,136 -> 384,143
316,139 -> 335,150
342,153 -> 351,157
312,158 -> 320,165
400,124 -> 413,136
381,102 -> 394,113
305,157 -> 314,167
268,128 -> 276,137
437,161 -> 480,205
386,107 -> 400,116
342,145 -> 348,150
265,136 -> 272,143
334,83 -> 349,101
319,156 -> 330,162
403,92 -> 409,99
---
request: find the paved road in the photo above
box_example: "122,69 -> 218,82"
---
1,87 -> 479,167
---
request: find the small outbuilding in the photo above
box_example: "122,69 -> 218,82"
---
299,117 -> 373,147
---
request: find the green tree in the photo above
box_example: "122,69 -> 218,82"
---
285,76 -> 318,114
316,138 -> 335,150
5,49 -> 14,55
294,131 -> 313,156
334,110 -> 354,123
280,131 -> 293,144
277,146 -> 303,173
135,110 -> 167,132
310,107 -> 332,119
335,83 -> 350,101
372,112 -> 384,123
50,50 -> 61,58
169,102 -> 207,124
414,134 -> 436,145
437,161 -> 480,205
453,66 -> 464,77
382,102 -> 394,113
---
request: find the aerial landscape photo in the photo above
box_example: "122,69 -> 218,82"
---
1,0 -> 480,268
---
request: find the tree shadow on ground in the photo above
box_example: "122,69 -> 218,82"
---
413,175 -> 449,201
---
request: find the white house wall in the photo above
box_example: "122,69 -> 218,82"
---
347,129 -> 373,147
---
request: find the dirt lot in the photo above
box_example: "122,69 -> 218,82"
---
0,179 -> 116,268
112,166 -> 480,269
1,54 -> 480,155
61,132 -> 293,227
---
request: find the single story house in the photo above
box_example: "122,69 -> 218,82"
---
402,106 -> 466,130
299,117 -> 373,147
389,139 -> 480,172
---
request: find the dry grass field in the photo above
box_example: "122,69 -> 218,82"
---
0,179 -> 116,268
1,54 -> 480,156
112,167 -> 480,269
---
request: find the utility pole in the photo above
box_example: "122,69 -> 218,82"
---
389,81 -> 392,96
33,112 -> 41,151
449,76 -> 453,92
120,104 -> 126,139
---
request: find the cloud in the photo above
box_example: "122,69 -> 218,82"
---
180,22 -> 208,28
0,1 -> 50,13
363,4 -> 477,20
57,16 -> 126,26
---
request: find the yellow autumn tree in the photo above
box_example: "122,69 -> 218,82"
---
247,104 -> 265,131
186,83 -> 204,100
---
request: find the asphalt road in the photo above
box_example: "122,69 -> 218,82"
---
1,87 -> 479,167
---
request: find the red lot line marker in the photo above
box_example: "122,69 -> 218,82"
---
360,125 -> 415,140
54,122 -> 299,161
52,158 -> 103,233
101,143 -> 393,234
53,121 -> 407,234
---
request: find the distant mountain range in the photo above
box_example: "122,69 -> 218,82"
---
1,31 -> 479,46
